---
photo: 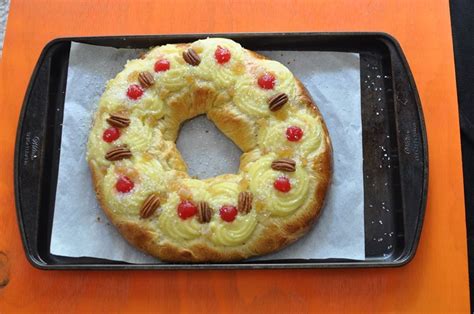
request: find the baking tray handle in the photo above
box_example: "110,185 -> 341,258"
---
383,35 -> 428,264
14,40 -> 70,267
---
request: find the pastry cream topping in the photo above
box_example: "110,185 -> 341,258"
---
87,117 -> 112,165
210,210 -> 258,246
103,163 -> 160,215
133,155 -> 166,186
155,44 -> 183,56
159,193 -> 201,240
248,154 -> 310,216
207,180 -> 240,209
259,60 -> 297,94
122,117 -> 153,153
233,60 -> 296,117
180,178 -> 211,201
130,90 -> 165,121
233,76 -> 270,116
192,38 -> 245,89
259,110 -> 323,158
145,46 -> 189,94
157,68 -> 190,93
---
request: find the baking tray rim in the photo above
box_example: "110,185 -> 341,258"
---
14,31 -> 428,270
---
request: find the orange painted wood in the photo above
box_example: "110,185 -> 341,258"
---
0,0 -> 469,312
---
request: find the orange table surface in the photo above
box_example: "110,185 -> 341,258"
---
0,0 -> 469,312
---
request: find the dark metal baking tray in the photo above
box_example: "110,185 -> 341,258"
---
14,32 -> 428,269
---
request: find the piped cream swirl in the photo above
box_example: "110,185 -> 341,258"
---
233,60 -> 297,117
159,193 -> 201,240
247,154 -> 310,216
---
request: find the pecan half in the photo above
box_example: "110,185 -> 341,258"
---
138,71 -> 155,88
182,48 -> 201,66
268,92 -> 289,112
271,158 -> 296,172
140,194 -> 161,218
238,191 -> 253,214
105,146 -> 132,161
197,201 -> 213,223
106,113 -> 130,128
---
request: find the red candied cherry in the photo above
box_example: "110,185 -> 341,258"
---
219,205 -> 238,222
215,46 -> 231,64
103,127 -> 120,142
116,176 -> 134,193
286,126 -> 304,142
127,84 -> 144,100
154,59 -> 171,72
274,176 -> 292,193
177,200 -> 198,220
257,73 -> 276,90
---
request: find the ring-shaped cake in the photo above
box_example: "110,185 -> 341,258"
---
87,38 -> 332,262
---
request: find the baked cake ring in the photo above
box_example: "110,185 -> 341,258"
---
87,38 -> 332,262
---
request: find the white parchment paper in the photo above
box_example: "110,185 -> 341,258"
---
50,42 -> 364,263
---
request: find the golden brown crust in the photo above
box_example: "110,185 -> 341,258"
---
207,106 -> 258,151
88,40 -> 332,262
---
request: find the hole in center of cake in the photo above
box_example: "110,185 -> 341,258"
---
176,115 -> 242,179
